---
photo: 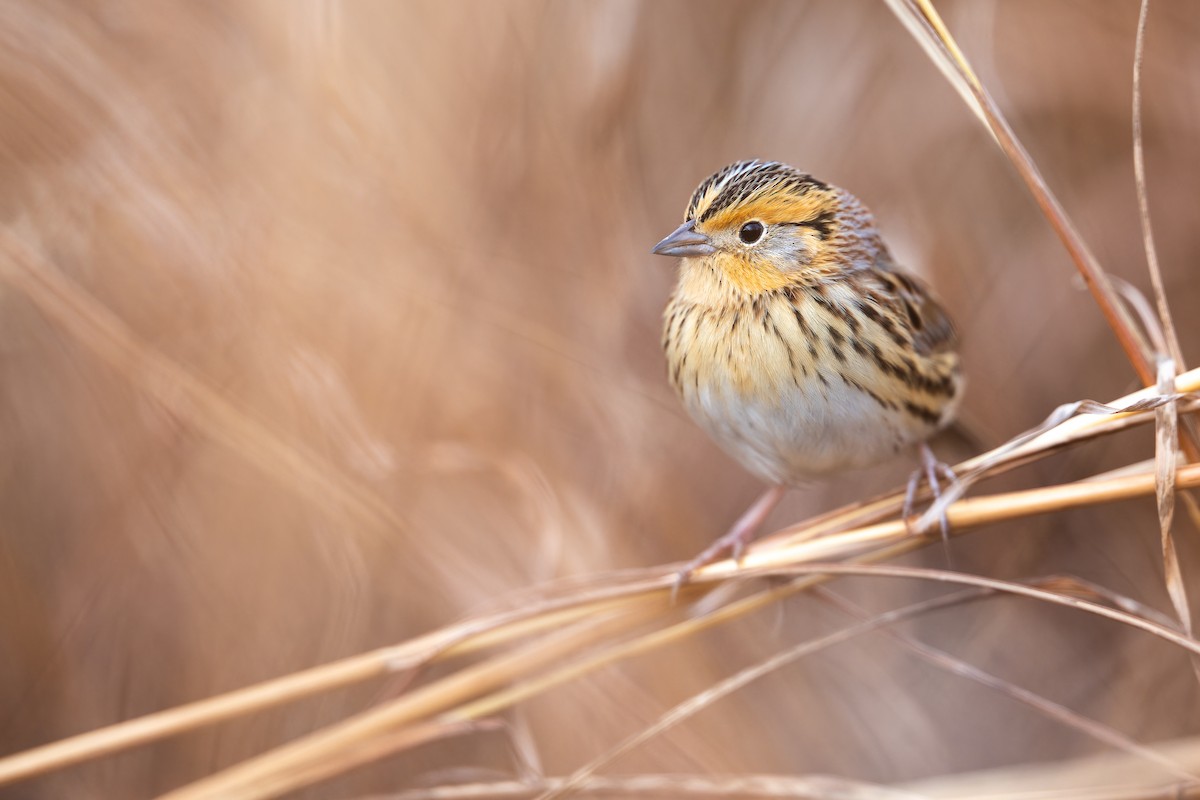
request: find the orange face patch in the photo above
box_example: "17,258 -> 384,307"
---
704,251 -> 795,294
700,190 -> 832,232
692,190 -> 837,294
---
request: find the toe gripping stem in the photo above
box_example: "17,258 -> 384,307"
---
673,484 -> 788,598
904,442 -> 959,548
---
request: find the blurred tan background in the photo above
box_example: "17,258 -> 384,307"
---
2,1 -> 1199,797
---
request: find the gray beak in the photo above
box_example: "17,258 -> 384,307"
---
651,219 -> 716,258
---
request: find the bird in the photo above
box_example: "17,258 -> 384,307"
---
652,159 -> 964,579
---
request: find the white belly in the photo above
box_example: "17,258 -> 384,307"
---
682,372 -> 925,485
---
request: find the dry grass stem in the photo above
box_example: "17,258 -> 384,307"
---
1154,359 -> 1190,633
283,720 -> 491,800
1129,0 -> 1199,682
818,590 -> 1198,783
346,773 -> 928,799
0,590 -> 653,788
535,585 -> 1198,800
888,0 -> 1155,385
905,736 -> 1200,799
157,460 -> 1200,798
771,372 -> 1200,548
1,368 -> 1197,793
1131,0 -> 1184,372
758,459 -> 1200,570
156,604 -> 670,800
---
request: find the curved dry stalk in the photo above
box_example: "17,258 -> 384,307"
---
1131,0 -> 1184,372
161,460 -> 1200,800
817,588 -> 1199,784
0,364 -> 1192,791
904,738 -> 1200,799
329,766 -> 1200,800
1130,0 -> 1198,682
912,391 -> 1199,535
755,563 -> 1200,655
884,0 -> 1154,385
169,543 -> 1200,800
284,720 -> 492,799
890,12 -> 1200,647
1154,359 -> 1191,636
771,372 -> 1200,550
155,603 -> 671,800
3,393 -> 1199,792
745,462 -> 1200,577
536,586 -> 1197,800
345,774 -> 928,799
0,587 -> 661,788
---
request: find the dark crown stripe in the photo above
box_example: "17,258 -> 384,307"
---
687,160 -> 829,223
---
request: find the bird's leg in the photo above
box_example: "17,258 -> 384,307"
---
902,468 -> 923,531
675,484 -> 788,592
903,442 -> 957,548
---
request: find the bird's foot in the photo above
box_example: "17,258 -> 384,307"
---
903,442 -> 959,550
672,485 -> 787,601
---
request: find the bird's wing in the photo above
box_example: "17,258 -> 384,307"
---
869,257 -> 958,357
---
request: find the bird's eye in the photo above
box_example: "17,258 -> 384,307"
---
738,220 -> 765,245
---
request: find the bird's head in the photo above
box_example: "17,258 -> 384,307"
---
652,160 -> 876,294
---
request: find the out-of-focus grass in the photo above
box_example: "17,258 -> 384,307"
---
1,1 -> 1199,796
